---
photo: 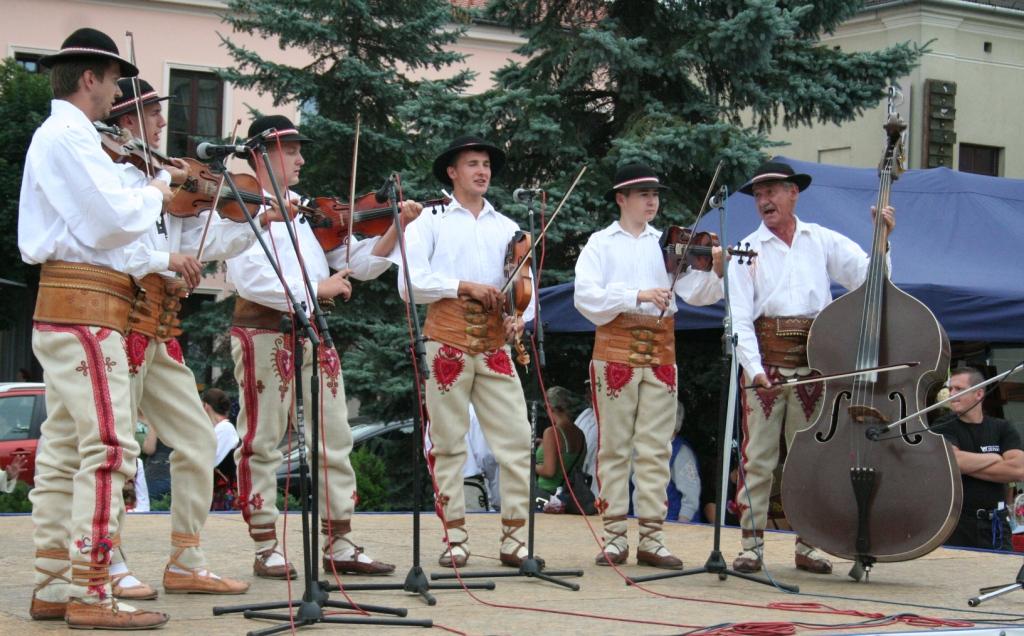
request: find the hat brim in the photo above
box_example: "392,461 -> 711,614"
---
603,182 -> 670,204
432,142 -> 506,186
40,49 -> 139,78
739,173 -> 811,195
109,94 -> 170,119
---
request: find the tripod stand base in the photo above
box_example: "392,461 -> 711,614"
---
432,558 -> 584,591
328,565 -> 496,606
968,563 -> 1024,606
212,580 -> 432,634
625,549 -> 799,593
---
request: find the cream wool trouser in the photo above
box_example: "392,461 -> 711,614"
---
31,324 -> 138,602
736,366 -> 822,551
424,341 -> 531,552
119,333 -> 214,569
231,328 -> 356,550
590,360 -> 678,552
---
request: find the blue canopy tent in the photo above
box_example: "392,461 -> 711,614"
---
538,156 -> 1024,341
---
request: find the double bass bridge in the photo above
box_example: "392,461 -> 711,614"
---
847,405 -> 889,424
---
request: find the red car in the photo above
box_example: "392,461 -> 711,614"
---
0,382 -> 46,486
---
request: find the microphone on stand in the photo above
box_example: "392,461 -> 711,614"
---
708,185 -> 728,209
195,141 -> 249,161
513,188 -> 542,202
374,173 -> 397,203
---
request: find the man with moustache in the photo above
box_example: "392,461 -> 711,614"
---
19,28 -> 171,629
729,161 -> 894,575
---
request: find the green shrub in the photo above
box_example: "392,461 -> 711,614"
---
0,481 -> 33,513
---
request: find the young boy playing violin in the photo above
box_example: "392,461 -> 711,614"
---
101,77 -> 265,598
574,163 -> 723,569
20,28 -> 172,630
225,114 -> 421,578
395,135 -> 538,569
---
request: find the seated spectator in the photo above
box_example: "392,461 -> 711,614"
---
465,404 -> 500,510
0,455 -> 27,493
666,404 -> 702,522
535,386 -> 587,500
574,405 -> 599,499
202,388 -> 240,511
142,414 -> 172,503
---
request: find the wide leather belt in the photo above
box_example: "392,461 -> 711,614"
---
232,297 -> 290,331
34,261 -> 141,334
754,315 -> 814,368
593,312 -> 675,367
128,273 -> 188,342
423,298 -> 504,354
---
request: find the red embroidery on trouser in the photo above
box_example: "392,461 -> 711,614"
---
753,367 -> 784,417
603,362 -> 633,398
652,364 -> 677,392
165,338 -> 184,364
125,332 -> 148,374
320,345 -> 342,398
484,348 -> 514,376
432,344 -> 465,393
272,336 -> 294,401
232,327 -> 260,524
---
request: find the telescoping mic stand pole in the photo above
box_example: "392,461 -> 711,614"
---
626,186 -> 798,593
431,188 -> 584,590
210,155 -> 427,633
325,174 -> 494,605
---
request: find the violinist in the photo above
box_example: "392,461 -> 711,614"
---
225,114 -> 420,579
18,27 -> 169,629
396,134 -> 538,569
729,160 -> 894,576
934,368 -> 1024,550
574,163 -> 723,570
106,77 -> 252,597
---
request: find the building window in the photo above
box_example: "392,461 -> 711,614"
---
959,143 -> 1001,177
14,52 -> 45,74
167,69 -> 224,158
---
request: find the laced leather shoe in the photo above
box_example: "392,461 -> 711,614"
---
163,567 -> 250,594
732,549 -> 762,573
253,548 -> 297,580
794,541 -> 833,574
64,598 -> 169,630
594,546 -> 629,566
112,572 -> 158,601
30,595 -> 67,620
438,543 -> 469,568
636,548 -> 683,570
322,549 -> 395,576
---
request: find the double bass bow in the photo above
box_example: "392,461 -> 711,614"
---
780,103 -> 960,581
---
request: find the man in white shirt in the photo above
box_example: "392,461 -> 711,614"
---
106,77 -> 252,598
397,135 -> 536,568
574,163 -> 723,570
729,161 -> 894,575
20,27 -> 170,629
226,114 -> 420,579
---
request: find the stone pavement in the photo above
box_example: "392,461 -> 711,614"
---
1,511 -> 1022,635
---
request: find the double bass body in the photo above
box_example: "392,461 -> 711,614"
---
782,281 -> 960,564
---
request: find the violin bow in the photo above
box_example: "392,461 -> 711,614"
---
345,113 -> 361,268
498,165 -> 587,296
658,159 -> 724,321
195,118 -> 242,265
124,32 -> 154,181
740,361 -> 919,390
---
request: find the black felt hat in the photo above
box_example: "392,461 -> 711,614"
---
739,160 -> 812,195
432,135 -> 506,187
40,28 -> 138,77
247,115 -> 313,145
108,79 -> 169,119
603,163 -> 670,203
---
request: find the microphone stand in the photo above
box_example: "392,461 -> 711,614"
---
431,191 -> 584,590
325,173 -> 494,605
211,156 -> 426,632
626,187 -> 797,593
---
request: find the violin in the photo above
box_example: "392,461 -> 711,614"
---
780,109 -> 959,580
503,231 -> 533,366
96,122 -> 177,178
166,158 -> 326,225
310,191 -> 449,251
660,226 -> 756,273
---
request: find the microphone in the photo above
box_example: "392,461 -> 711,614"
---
196,141 -> 248,161
513,188 -> 542,202
374,174 -> 396,203
244,128 -> 278,147
708,185 -> 727,209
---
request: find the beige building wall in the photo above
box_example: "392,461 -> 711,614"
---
767,1 -> 1024,177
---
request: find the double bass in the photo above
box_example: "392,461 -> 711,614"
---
780,111 -> 961,580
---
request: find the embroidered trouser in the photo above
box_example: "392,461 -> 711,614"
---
231,328 -> 354,546
121,334 -> 213,569
31,324 -> 138,601
590,360 -> 677,550
424,342 -> 531,547
736,365 -> 822,550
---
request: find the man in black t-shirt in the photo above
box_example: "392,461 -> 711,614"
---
934,367 -> 1024,550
